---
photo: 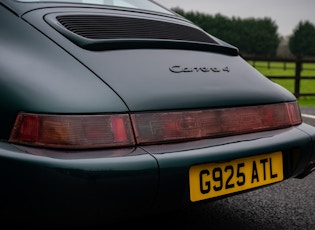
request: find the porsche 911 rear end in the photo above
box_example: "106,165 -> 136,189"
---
0,0 -> 314,227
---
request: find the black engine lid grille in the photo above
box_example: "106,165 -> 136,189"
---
46,13 -> 238,55
56,14 -> 217,44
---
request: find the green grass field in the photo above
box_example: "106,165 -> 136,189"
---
247,61 -> 315,107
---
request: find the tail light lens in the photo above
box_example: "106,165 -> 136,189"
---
9,102 -> 301,149
131,102 -> 302,144
9,113 -> 135,149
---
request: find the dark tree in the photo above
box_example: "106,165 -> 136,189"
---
289,21 -> 315,57
172,8 -> 280,57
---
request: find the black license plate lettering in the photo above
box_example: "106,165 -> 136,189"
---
189,152 -> 283,201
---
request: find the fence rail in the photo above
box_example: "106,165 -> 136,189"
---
244,57 -> 315,98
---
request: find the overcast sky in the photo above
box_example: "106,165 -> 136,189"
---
154,0 -> 315,37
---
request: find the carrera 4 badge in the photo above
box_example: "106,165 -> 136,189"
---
169,65 -> 230,73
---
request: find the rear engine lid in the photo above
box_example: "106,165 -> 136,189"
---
76,49 -> 295,111
23,8 -> 295,111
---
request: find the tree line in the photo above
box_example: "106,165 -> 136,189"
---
172,7 -> 315,58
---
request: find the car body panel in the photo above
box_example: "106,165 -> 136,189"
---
0,124 -> 314,221
21,7 -> 296,111
0,0 -> 314,226
0,142 -> 159,220
152,124 -> 315,210
0,5 -> 128,113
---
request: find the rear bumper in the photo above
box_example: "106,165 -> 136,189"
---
0,123 -> 314,224
296,162 -> 315,179
0,144 -> 159,221
146,123 -> 315,211
295,123 -> 315,178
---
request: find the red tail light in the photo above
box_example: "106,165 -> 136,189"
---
286,101 -> 302,124
131,102 -> 302,144
9,113 -> 135,149
9,102 -> 301,149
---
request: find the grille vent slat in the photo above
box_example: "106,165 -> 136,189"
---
56,14 -> 216,43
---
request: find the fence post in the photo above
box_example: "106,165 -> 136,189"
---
294,58 -> 302,98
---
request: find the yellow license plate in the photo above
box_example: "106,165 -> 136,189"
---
189,151 -> 283,202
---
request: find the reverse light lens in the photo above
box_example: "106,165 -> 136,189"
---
9,102 -> 301,149
9,113 -> 135,149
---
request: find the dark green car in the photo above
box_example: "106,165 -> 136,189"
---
1,0 -> 314,227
